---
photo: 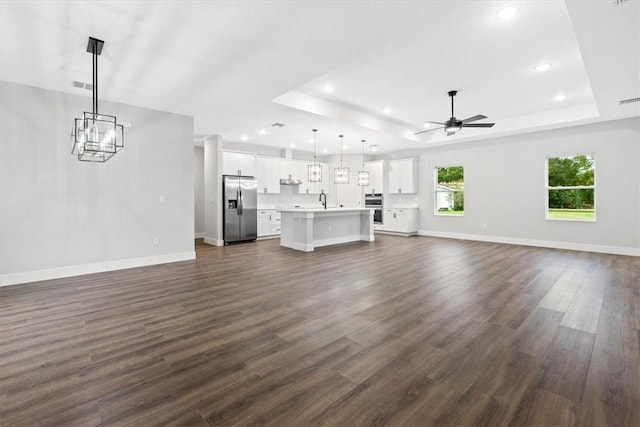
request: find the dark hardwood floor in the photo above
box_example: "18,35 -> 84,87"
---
1,235 -> 639,426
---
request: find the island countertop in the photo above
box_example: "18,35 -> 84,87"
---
279,207 -> 373,213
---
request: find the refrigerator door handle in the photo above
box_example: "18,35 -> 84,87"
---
238,187 -> 243,216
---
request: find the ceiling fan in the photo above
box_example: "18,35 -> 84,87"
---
415,90 -> 495,136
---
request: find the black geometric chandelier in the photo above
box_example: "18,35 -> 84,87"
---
71,37 -> 124,162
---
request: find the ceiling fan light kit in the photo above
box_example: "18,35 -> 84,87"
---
71,37 -> 124,162
415,90 -> 495,137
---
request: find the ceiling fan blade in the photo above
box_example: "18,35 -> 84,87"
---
446,132 -> 456,137
414,126 -> 444,135
461,123 -> 495,128
461,114 -> 487,123
424,121 -> 445,125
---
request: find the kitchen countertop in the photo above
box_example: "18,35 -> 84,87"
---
280,207 -> 373,213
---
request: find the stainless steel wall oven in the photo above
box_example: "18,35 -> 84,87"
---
364,193 -> 383,225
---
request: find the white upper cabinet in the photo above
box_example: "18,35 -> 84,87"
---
279,159 -> 298,181
297,162 -> 312,194
388,158 -> 418,194
223,152 -> 256,177
255,156 -> 281,194
364,160 -> 384,194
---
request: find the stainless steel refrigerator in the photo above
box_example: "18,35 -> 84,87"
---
223,175 -> 257,244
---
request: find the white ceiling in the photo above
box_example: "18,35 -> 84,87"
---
1,1 -> 638,154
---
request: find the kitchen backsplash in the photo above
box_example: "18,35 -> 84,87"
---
258,185 -> 324,208
385,193 -> 419,207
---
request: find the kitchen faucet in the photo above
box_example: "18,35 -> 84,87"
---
319,190 -> 327,210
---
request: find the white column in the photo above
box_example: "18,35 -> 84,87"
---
204,135 -> 224,246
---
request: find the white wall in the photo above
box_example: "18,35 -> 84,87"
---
0,81 -> 195,285
418,117 -> 640,254
194,146 -> 205,236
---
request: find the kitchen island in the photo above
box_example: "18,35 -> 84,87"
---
280,208 -> 374,252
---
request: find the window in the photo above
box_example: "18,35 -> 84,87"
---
435,166 -> 464,216
546,154 -> 595,221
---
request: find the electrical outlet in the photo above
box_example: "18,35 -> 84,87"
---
153,237 -> 159,246
482,224 -> 488,229
159,195 -> 165,203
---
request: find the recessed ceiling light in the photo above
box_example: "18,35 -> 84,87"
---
309,138 -> 314,144
322,148 -> 328,154
497,5 -> 517,21
343,145 -> 348,150
554,93 -> 567,102
241,135 -> 248,141
423,122 -> 431,128
534,63 -> 551,72
289,143 -> 295,148
370,145 -> 379,153
322,84 -> 334,94
383,107 -> 392,115
259,128 -> 266,135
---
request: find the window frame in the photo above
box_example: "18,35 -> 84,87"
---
545,154 -> 596,222
434,165 -> 464,217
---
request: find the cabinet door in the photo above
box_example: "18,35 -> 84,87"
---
257,211 -> 271,237
382,208 -> 396,231
237,153 -> 256,177
388,158 -> 417,194
297,162 -> 312,194
387,161 -> 401,194
280,160 -> 297,180
399,159 -> 417,193
255,157 -> 280,194
395,209 -> 409,232
223,152 -> 256,177
365,161 -> 384,194
223,152 -> 238,176
392,209 -> 418,233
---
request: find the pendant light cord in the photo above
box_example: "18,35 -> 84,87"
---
339,135 -> 344,167
93,46 -> 98,115
312,129 -> 317,166
361,140 -> 366,168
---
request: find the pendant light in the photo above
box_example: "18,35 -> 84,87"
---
334,134 -> 349,184
71,37 -> 124,162
358,139 -> 370,186
308,129 -> 322,182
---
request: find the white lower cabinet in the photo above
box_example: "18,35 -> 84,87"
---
258,209 -> 281,237
380,208 -> 418,234
270,211 -> 281,235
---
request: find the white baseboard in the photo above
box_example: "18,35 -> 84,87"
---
194,232 -> 205,239
203,237 -> 224,246
0,251 -> 197,287
417,230 -> 640,257
375,230 -> 418,237
257,235 -> 280,240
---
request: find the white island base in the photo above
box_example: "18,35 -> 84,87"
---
280,208 -> 375,252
